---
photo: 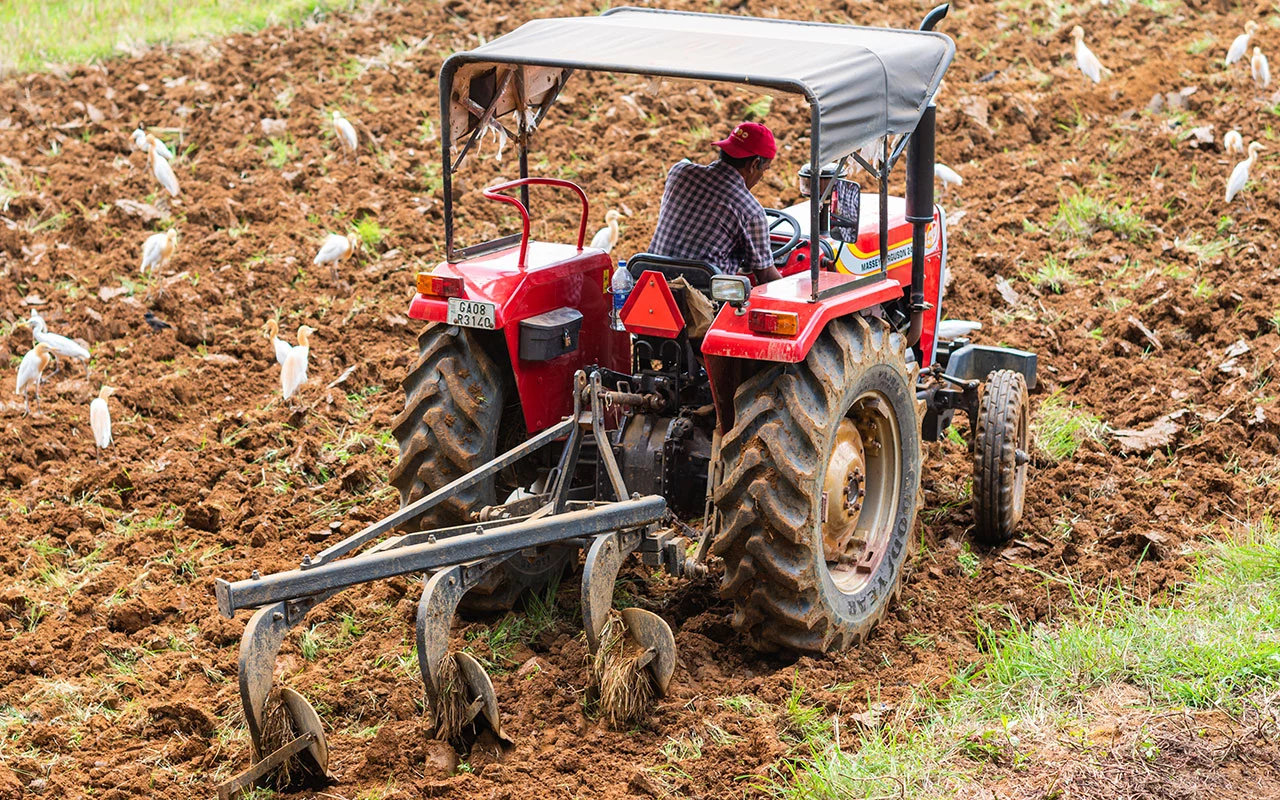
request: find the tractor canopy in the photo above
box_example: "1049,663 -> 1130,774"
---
440,7 -> 954,167
438,6 -> 955,302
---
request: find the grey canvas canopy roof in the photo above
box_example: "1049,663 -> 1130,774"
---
441,7 -> 955,166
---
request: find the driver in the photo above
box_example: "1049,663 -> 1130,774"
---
648,121 -> 784,283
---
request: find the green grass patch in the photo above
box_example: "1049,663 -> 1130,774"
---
1174,231 -> 1234,265
1034,392 -> 1103,462
1187,34 -> 1216,55
0,0 -> 354,75
353,216 -> 386,249
767,515 -> 1280,799
463,578 -> 563,673
264,135 -> 299,168
1051,187 -> 1151,241
1025,254 -> 1080,294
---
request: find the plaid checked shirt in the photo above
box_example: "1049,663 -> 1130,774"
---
648,160 -> 771,275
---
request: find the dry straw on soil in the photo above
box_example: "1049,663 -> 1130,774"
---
589,612 -> 656,728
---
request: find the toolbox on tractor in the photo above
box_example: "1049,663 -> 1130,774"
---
213,6 -> 1037,796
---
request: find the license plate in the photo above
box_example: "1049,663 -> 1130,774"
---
447,298 -> 496,329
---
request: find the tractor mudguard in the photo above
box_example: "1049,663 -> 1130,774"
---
701,272 -> 904,363
407,241 -> 630,433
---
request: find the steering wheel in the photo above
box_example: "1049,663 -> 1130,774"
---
764,208 -> 803,266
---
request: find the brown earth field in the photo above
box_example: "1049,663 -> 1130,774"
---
1,0 -> 1279,798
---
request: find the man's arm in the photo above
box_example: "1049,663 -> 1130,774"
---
753,264 -> 783,283
742,207 -> 781,283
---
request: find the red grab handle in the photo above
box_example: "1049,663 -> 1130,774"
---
481,178 -> 590,269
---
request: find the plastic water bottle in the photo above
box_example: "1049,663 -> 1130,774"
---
611,261 -> 633,331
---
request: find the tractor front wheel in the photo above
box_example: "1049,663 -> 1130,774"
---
712,316 -> 922,653
389,325 -> 572,611
971,369 -> 1030,545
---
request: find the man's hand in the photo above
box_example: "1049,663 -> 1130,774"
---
754,265 -> 783,284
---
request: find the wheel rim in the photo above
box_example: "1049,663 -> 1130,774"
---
1012,394 -> 1029,518
823,392 -> 902,594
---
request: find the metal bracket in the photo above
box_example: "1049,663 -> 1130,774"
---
581,528 -> 643,653
416,560 -> 511,742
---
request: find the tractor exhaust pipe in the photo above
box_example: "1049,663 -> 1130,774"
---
904,4 -> 948,348
904,103 -> 936,348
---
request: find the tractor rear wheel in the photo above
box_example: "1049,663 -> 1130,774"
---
712,316 -> 922,653
390,324 -> 571,611
971,369 -> 1029,545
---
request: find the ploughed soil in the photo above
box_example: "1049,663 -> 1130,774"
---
1,0 -> 1278,798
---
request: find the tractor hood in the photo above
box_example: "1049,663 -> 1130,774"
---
441,7 -> 954,166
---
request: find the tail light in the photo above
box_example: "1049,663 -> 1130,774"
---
748,309 -> 800,336
417,273 -> 464,298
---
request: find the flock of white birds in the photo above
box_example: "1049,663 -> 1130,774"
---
13,17 -> 1269,449
11,109 -> 373,454
1072,20 -> 1269,203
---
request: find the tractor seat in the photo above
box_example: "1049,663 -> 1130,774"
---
626,253 -> 722,293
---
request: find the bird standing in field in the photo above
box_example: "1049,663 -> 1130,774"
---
90,385 -> 116,458
134,128 -> 174,161
264,319 -> 292,366
934,163 -> 963,194
1224,130 -> 1245,155
1226,142 -> 1265,203
332,111 -> 359,160
1253,47 -> 1271,88
26,312 -> 91,375
1071,26 -> 1108,84
15,343 -> 53,415
150,143 -> 180,197
140,228 -> 178,274
314,232 -> 360,283
590,210 -> 622,253
1227,21 -> 1258,66
143,310 -> 173,333
281,326 -> 315,402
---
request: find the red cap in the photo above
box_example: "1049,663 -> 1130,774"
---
713,122 -> 776,160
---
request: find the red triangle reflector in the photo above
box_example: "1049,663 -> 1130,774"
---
620,270 -> 685,338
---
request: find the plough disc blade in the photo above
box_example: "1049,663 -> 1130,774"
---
620,607 -> 676,696
453,651 -> 506,739
279,687 -> 329,773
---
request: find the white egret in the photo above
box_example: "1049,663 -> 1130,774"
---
150,145 -> 180,197
314,232 -> 359,283
15,343 -> 53,415
590,210 -> 622,253
140,228 -> 178,273
1253,47 -> 1271,88
138,130 -> 174,161
1225,142 -> 1264,203
332,111 -> 359,158
934,163 -> 963,193
1226,21 -> 1258,66
1224,130 -> 1245,155
281,326 -> 315,401
1072,26 -> 1108,84
265,319 -> 292,366
27,312 -> 91,374
90,385 -> 116,455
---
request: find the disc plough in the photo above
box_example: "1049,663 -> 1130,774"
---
214,371 -> 693,798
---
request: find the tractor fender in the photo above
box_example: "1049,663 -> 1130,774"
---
701,273 -> 906,433
701,273 -> 904,363
406,242 -> 629,434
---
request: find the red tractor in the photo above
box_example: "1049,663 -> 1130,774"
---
214,6 -> 1036,795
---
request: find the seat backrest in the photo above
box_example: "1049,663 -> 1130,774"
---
626,252 -> 722,292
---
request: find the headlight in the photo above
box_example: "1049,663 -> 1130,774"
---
710,275 -> 751,305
